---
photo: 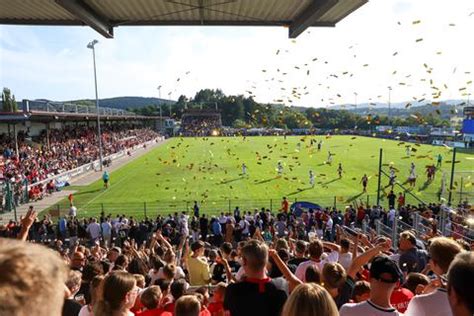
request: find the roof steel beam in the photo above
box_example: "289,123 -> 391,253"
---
198,0 -> 205,25
289,0 -> 338,38
55,0 -> 114,38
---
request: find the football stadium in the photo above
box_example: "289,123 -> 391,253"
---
1,1 -> 474,316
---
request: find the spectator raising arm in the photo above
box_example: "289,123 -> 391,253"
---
216,255 -> 236,284
347,237 -> 391,279
269,249 -> 303,292
17,207 -> 37,241
322,241 -> 342,253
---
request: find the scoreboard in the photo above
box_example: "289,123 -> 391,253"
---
463,107 -> 474,134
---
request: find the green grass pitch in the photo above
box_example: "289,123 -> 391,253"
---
48,136 -> 473,218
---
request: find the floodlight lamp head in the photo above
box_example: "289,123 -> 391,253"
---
87,39 -> 99,49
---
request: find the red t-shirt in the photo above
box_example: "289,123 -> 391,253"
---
208,302 -> 224,315
390,287 -> 414,313
398,196 -> 405,206
160,307 -> 211,316
282,200 -> 289,212
164,302 -> 175,314
136,308 -> 165,316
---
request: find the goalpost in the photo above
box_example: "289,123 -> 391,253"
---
446,147 -> 474,205
444,170 -> 474,205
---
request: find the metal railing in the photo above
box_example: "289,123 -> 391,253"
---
26,195 -> 386,219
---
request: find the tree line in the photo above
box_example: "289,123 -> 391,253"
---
130,89 -> 451,130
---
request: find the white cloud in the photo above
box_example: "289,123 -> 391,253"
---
0,0 -> 473,107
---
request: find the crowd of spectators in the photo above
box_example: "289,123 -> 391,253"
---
180,114 -> 222,137
0,125 -> 161,208
1,198 -> 473,316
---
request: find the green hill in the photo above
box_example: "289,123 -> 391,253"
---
65,96 -> 175,110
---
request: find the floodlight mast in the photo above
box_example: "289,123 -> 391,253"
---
157,85 -> 163,131
87,39 -> 103,171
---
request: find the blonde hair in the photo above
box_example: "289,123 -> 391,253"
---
175,295 -> 201,316
322,262 -> 347,290
281,283 -> 338,316
429,237 -> 462,273
65,270 -> 83,292
0,239 -> 68,316
163,263 -> 177,280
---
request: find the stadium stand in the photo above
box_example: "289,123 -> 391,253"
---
0,197 -> 472,316
0,99 -> 165,214
0,125 -> 161,210
180,109 -> 222,137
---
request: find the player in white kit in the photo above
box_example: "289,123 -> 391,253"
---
277,161 -> 284,176
309,170 -> 315,187
327,151 -> 333,165
408,162 -> 417,187
241,163 -> 247,176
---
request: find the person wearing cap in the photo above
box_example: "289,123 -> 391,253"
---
405,237 -> 462,316
340,255 -> 404,316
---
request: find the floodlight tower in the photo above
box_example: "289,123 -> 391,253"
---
87,39 -> 103,171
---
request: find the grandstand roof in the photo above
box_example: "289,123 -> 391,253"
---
0,111 -> 163,123
0,0 -> 367,38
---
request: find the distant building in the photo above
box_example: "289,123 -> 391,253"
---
462,107 -> 474,147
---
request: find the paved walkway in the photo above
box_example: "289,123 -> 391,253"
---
0,138 -> 168,224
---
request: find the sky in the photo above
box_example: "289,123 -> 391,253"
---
0,0 -> 473,108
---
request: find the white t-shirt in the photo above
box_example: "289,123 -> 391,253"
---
101,222 -> 112,235
326,217 -> 333,231
239,219 -> 249,234
87,222 -> 101,239
340,300 -> 402,316
149,266 -> 186,284
295,251 -> 339,282
78,305 -> 93,316
114,221 -> 122,233
338,252 -> 353,270
388,209 -> 396,222
218,215 -> 228,225
235,266 -> 245,281
148,269 -> 161,285
404,288 -> 451,316
180,215 -> 189,235
69,206 -> 77,217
